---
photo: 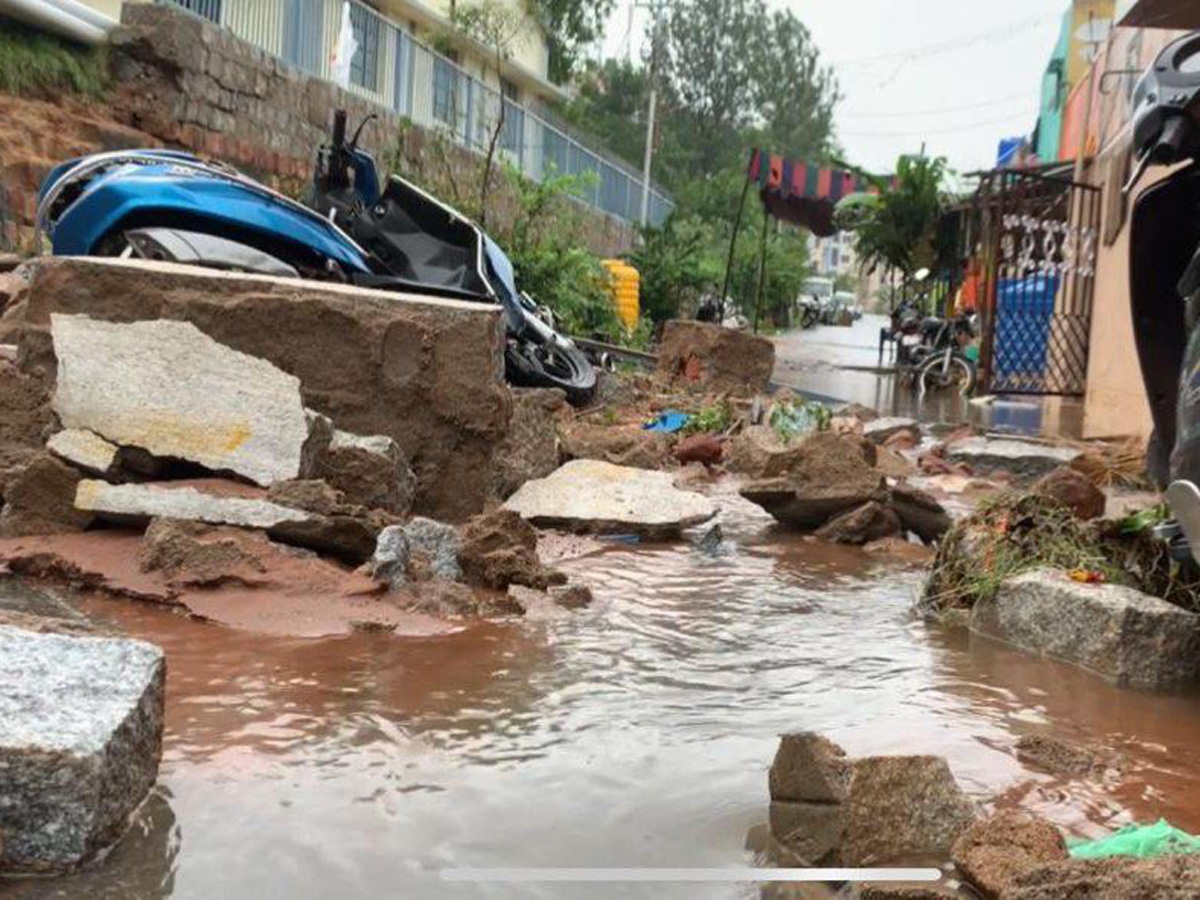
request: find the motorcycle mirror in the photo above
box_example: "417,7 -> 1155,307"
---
349,114 -> 380,150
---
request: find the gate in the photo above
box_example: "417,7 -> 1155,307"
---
971,170 -> 1100,396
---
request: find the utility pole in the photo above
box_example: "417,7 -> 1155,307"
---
639,0 -> 661,226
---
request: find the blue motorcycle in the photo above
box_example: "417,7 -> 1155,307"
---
35,110 -> 596,404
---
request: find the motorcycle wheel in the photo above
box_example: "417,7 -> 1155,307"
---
917,352 -> 976,395
505,336 -> 596,407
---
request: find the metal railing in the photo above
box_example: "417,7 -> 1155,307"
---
160,0 -> 673,226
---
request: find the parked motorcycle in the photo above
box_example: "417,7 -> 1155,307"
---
907,311 -> 978,396
35,109 -> 596,405
1128,31 -> 1200,559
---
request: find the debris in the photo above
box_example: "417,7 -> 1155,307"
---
740,432 -> 885,530
945,437 -> 1082,480
75,479 -> 310,530
655,319 -> 775,394
369,525 -> 411,591
863,536 -> 936,566
673,433 -> 724,468
46,428 -> 120,478
0,626 -> 164,875
769,399 -> 832,441
493,388 -> 568,499
890,482 -> 952,543
548,583 -> 593,609
814,500 -> 902,545
1068,819 -> 1200,859
50,314 -> 310,487
643,409 -> 690,433
692,522 -> 728,556
1069,437 -> 1151,490
1005,853 -> 1200,899
560,421 -> 672,470
401,517 -> 463,582
875,446 -> 917,478
504,459 -> 718,539
971,569 -> 1200,690
399,578 -> 521,618
139,518 -> 268,587
1031,465 -> 1106,520
769,732 -> 852,804
0,358 -> 53,447
319,429 -> 416,516
834,402 -> 879,423
950,810 -> 1068,899
863,417 -> 920,445
0,451 -> 93,537
457,508 -> 565,591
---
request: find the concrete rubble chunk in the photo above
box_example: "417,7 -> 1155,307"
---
768,800 -> 846,864
320,429 -> 416,515
1031,465 -> 1106,520
504,459 -> 718,538
0,451 -> 93,537
46,428 -> 120,477
457,508 -> 565,591
769,732 -> 852,803
971,568 -> 1200,690
655,319 -> 775,393
863,417 -> 919,445
889,483 -> 952,543
0,625 -> 165,874
841,755 -> 977,865
950,810 -> 1067,899
50,313 -> 310,487
402,517 -> 463,581
75,479 -> 310,529
945,437 -> 1081,480
1006,854 -> 1200,899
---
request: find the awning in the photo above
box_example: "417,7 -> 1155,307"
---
749,149 -> 878,237
1118,0 -> 1200,28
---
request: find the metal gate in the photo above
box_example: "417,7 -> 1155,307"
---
971,169 -> 1101,396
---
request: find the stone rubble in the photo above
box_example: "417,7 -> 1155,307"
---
0,625 -> 165,875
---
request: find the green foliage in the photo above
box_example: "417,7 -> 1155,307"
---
0,16 -> 108,98
526,0 -> 615,83
682,401 -> 734,435
769,399 -> 831,443
836,154 -> 952,281
625,215 -> 711,324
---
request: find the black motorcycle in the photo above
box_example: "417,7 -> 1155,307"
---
908,311 -> 978,395
1129,31 -> 1200,555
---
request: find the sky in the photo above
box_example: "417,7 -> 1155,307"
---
599,0 -> 1066,178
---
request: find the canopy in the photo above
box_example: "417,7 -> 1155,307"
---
749,149 -> 883,237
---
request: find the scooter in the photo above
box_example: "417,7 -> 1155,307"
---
35,109 -> 596,404
1128,31 -> 1200,559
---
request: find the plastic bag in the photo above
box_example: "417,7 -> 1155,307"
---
1068,820 -> 1200,859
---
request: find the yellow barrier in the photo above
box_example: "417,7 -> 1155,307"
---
602,259 -> 640,330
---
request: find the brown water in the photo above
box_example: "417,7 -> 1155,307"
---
8,484 -> 1200,900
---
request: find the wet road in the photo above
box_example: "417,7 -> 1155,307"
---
9,481 -> 1200,900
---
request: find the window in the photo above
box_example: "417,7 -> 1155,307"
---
349,3 -> 382,93
500,78 -> 523,157
433,52 -> 460,127
283,0 -> 323,73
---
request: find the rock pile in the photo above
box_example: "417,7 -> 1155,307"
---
767,733 -> 977,866
655,319 -> 775,394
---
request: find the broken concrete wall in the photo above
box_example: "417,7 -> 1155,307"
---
2,257 -> 511,521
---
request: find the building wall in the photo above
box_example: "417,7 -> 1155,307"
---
1036,11 -> 1070,162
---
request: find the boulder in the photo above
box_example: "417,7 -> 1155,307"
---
548,583 -> 593,609
1014,734 -> 1125,778
559,421 -> 672,470
769,732 -> 852,804
739,432 -> 885,529
725,425 -> 809,479
46,428 -> 121,478
890,483 -> 952,543
0,451 -> 93,537
266,478 -> 345,516
971,569 -> 1200,690
950,810 -> 1067,899
402,517 -> 463,581
504,459 -> 717,539
814,500 -> 903,545
875,446 -> 918,478
840,755 -> 976,866
493,388 -> 567,498
863,417 -> 920,445
1031,466 -> 1106,520
318,429 -> 416,516
0,625 -> 164,874
139,518 -> 268,587
50,313 -> 310,487
655,319 -> 775,393
1006,854 -> 1200,899
457,508 -> 564,591
6,258 -> 511,520
945,437 -> 1081,480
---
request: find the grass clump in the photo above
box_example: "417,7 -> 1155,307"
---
0,15 -> 110,99
922,493 -> 1129,612
682,401 -> 734,435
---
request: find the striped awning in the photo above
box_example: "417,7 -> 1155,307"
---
748,149 -> 883,237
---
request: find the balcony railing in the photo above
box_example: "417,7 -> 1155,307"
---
160,0 -> 673,226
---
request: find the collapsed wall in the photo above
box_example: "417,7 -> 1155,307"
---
1,257 -> 511,521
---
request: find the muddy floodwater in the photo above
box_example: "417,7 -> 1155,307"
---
9,483 -> 1200,900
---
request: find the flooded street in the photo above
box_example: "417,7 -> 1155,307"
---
10,482 -> 1200,900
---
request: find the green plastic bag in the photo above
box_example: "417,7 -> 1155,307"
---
1069,820 -> 1200,859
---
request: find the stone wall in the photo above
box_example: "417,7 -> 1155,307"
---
106,3 -> 635,257
2,257 -> 513,521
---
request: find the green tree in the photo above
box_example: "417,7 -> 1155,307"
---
527,0 -> 615,83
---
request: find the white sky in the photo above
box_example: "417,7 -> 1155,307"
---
600,0 -> 1065,177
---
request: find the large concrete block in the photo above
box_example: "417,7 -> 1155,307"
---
4,258 -> 511,520
972,569 -> 1200,690
0,625 -> 164,874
